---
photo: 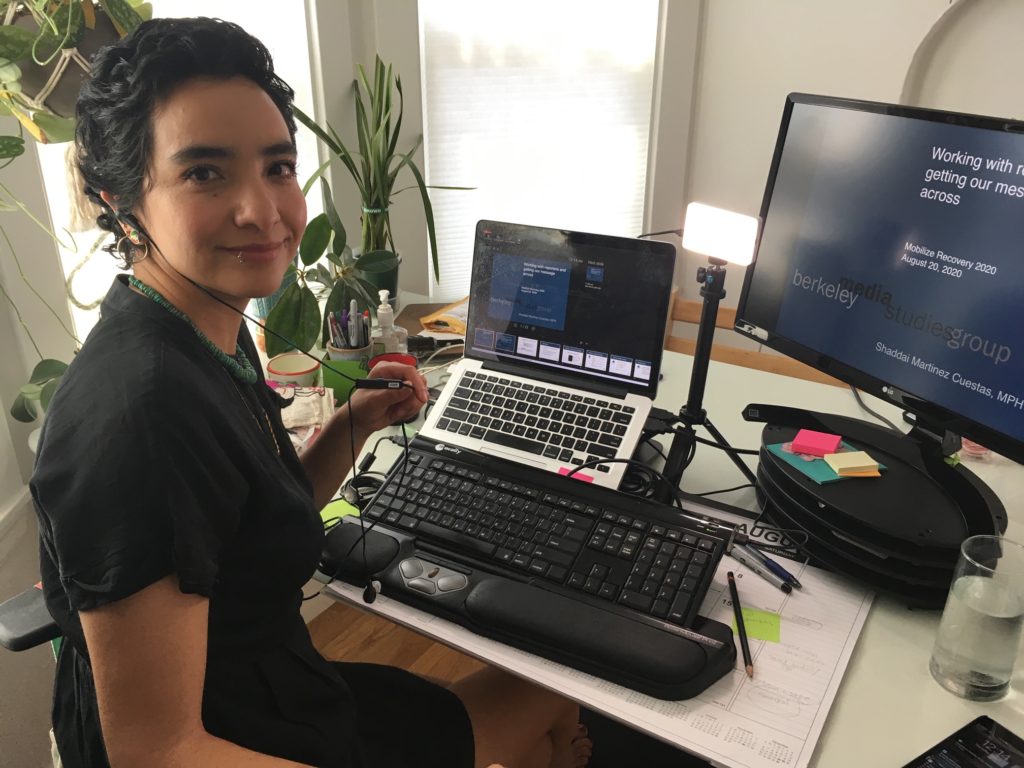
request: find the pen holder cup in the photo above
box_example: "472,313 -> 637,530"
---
323,342 -> 373,403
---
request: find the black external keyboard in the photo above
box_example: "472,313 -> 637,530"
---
363,439 -> 727,629
434,370 -> 635,473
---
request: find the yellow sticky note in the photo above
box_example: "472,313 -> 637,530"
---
824,450 -> 877,474
321,498 -> 360,526
732,608 -> 781,643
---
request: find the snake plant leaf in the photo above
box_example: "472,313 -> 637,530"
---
29,358 -> 69,384
265,281 -> 319,356
32,112 -> 75,144
0,27 -> 36,61
299,212 -> 331,266
10,392 -> 38,423
40,377 -> 60,411
400,154 -> 441,282
354,249 -> 399,274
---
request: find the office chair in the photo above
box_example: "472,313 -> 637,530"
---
0,583 -> 59,652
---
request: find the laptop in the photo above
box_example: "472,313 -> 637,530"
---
421,220 -> 676,489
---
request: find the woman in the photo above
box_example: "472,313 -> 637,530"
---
31,17 -> 591,768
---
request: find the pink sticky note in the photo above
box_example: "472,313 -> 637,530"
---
791,429 -> 842,457
559,467 -> 594,483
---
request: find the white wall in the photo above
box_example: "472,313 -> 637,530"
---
678,0 -> 954,306
0,127 -> 75,528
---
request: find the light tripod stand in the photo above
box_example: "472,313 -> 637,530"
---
651,203 -> 760,504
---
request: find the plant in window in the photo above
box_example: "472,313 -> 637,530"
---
1,0 -> 145,423
262,177 -> 395,357
264,55 -> 469,356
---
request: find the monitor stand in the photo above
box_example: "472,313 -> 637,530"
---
742,403 -> 1007,608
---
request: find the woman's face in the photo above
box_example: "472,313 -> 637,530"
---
134,76 -> 306,302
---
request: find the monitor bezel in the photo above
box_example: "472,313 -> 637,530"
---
734,92 -> 1024,464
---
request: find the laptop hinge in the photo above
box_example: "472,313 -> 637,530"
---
479,359 -> 631,400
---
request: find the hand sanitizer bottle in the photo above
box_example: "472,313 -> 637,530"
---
373,289 -> 408,354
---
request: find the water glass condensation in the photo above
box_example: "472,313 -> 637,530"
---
929,535 -> 1024,701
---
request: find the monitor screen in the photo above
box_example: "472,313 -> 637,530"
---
736,94 -> 1024,462
466,220 -> 675,397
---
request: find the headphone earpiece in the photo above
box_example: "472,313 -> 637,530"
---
362,580 -> 380,604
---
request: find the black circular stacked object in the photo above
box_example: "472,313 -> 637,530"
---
754,414 -> 1006,609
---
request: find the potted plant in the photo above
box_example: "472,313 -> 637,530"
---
0,0 -> 147,144
263,178 -> 393,357
1,0 -> 144,424
264,55 -> 469,356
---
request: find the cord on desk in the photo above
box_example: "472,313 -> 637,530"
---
643,437 -> 669,462
418,344 -> 465,373
693,434 -> 759,455
305,427 -> 414,602
690,482 -> 756,498
849,386 -> 901,432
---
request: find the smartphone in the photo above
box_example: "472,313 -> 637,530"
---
902,715 -> 1023,767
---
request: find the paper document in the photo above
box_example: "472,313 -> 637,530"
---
326,519 -> 872,768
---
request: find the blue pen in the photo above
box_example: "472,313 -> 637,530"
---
745,543 -> 803,589
729,544 -> 792,594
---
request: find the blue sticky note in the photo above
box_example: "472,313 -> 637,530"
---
767,441 -> 885,485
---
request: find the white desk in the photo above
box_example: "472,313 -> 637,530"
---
328,350 -> 1024,767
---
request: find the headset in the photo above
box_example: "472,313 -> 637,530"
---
118,211 -> 414,604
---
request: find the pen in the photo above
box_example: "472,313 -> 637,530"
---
745,543 -> 803,590
348,300 -> 359,349
729,544 -> 793,594
727,571 -> 753,679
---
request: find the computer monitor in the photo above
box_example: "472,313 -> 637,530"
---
736,93 -> 1024,464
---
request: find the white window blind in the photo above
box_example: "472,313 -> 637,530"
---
419,0 -> 660,301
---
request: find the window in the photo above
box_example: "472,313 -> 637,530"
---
36,2 -> 319,341
419,0 -> 660,301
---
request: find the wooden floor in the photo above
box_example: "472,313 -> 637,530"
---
307,600 -> 486,685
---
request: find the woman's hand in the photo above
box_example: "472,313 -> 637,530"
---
346,361 -> 429,438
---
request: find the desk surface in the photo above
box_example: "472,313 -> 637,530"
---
330,350 -> 1024,768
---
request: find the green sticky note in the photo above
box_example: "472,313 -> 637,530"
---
321,498 -> 360,525
767,441 -> 886,485
733,608 -> 781,643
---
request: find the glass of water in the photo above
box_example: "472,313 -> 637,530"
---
929,535 -> 1024,701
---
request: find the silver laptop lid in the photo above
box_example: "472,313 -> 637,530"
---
465,220 -> 676,399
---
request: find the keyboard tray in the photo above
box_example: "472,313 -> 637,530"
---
323,520 -> 736,700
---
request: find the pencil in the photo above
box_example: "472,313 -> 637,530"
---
727,571 -> 754,679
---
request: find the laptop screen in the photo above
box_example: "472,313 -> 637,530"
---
466,220 -> 675,397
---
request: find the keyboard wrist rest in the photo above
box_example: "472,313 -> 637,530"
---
463,577 -> 736,700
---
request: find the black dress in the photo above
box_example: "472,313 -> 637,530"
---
31,275 -> 474,768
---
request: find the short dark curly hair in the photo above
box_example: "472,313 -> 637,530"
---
75,17 -> 297,266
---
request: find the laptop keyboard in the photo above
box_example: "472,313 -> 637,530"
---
435,371 -> 636,473
364,448 -> 726,628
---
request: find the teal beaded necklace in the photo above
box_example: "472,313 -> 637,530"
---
128,276 -> 258,384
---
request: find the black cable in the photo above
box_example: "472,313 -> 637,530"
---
693,434 -> 759,455
643,437 -> 668,462
637,228 -> 683,238
691,483 -> 755,498
849,386 -> 901,432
